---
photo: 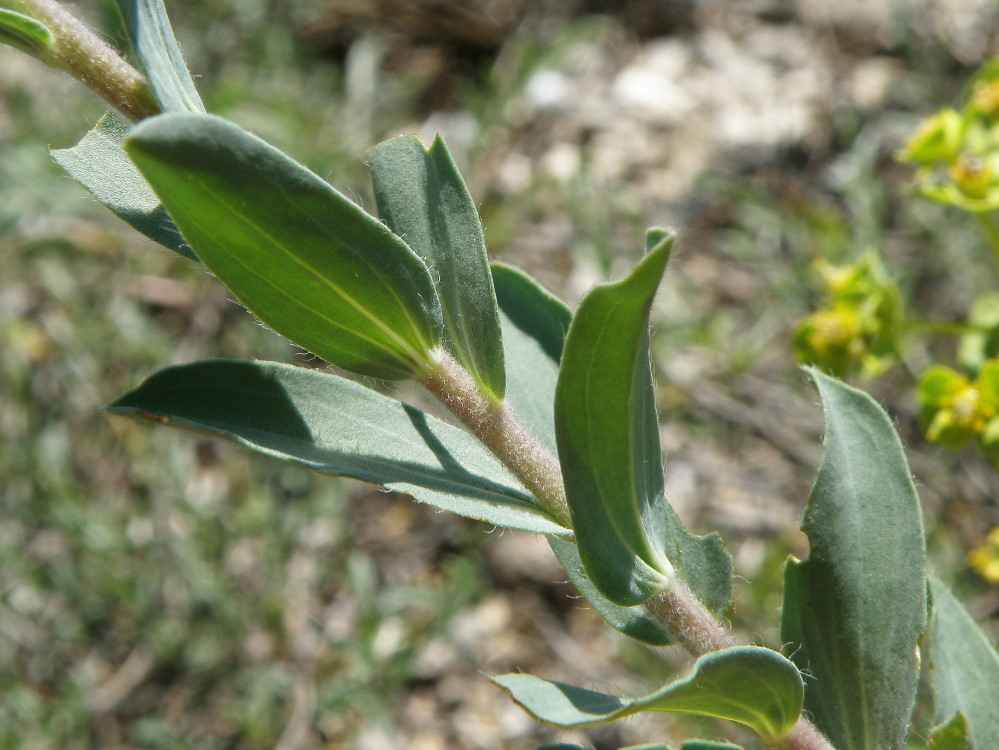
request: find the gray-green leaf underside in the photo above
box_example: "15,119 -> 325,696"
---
370,134 -> 505,400
929,576 -> 999,750
116,0 -> 204,113
108,359 -> 568,536
50,111 -> 193,259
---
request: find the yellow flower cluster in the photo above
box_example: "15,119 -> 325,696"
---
793,251 -> 901,378
968,527 -> 999,583
899,60 -> 999,212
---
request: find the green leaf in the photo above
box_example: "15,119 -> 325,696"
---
680,743 -> 743,750
0,8 -> 53,59
495,646 -> 803,742
116,0 -> 204,113
492,264 -> 677,645
929,712 -> 973,750
108,359 -> 569,536
781,369 -> 928,750
493,263 -> 570,455
554,229 -> 731,607
370,135 -> 505,399
929,577 -> 999,750
50,111 -> 193,259
125,112 -> 444,381
547,536 -> 672,646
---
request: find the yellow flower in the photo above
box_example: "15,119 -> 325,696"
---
948,152 -> 993,199
968,526 -> 999,583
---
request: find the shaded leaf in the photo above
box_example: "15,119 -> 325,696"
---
930,712 -> 972,750
781,369 -> 927,750
495,646 -> 803,742
108,359 -> 569,535
370,135 -> 504,399
50,111 -> 192,259
555,229 -> 730,608
929,577 -> 999,750
679,743 -> 743,750
493,263 -> 570,455
0,8 -> 53,58
547,536 -> 672,646
125,113 -> 444,381
116,0 -> 204,113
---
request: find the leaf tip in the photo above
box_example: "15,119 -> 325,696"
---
645,226 -> 676,254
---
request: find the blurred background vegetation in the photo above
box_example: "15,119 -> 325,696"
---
2,1 -> 999,748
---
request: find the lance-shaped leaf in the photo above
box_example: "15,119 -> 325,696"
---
554,229 -> 731,607
929,577 -> 999,750
492,263 -> 677,644
50,111 -> 193,259
116,0 -> 204,113
781,369 -> 927,750
125,113 -> 444,381
108,359 -> 569,536
494,646 -> 803,742
370,135 -> 505,400
0,7 -> 53,59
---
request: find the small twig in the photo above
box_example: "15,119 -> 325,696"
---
86,648 -> 156,714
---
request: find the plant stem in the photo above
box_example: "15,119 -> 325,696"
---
425,352 -> 838,750
9,0 -> 159,121
646,579 -> 735,656
422,352 -> 571,529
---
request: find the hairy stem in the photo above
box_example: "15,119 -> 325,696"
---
425,351 -> 837,750
646,578 -> 736,657
422,351 -> 571,529
9,0 -> 158,120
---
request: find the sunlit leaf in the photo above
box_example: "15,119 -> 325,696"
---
0,8 -> 53,58
555,229 -> 730,608
495,646 -> 803,742
126,113 -> 444,380
929,711 -> 972,750
492,264 -> 676,644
